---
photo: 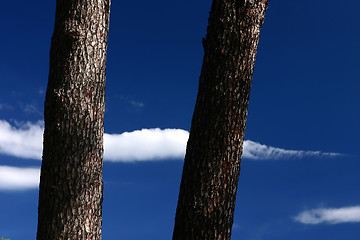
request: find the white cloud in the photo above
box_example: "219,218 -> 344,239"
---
243,140 -> 340,160
0,165 -> 40,191
0,120 -> 43,160
104,128 -> 189,162
293,206 -> 360,224
0,120 -> 340,162
0,120 -> 189,162
0,121 -> 345,191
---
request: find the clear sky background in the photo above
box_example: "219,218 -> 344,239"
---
0,0 -> 359,239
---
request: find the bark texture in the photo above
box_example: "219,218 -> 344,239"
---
37,0 -> 110,239
173,0 -> 269,239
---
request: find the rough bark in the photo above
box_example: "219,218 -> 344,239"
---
172,0 -> 269,239
37,0 -> 110,239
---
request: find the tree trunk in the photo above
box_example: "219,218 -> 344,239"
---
37,0 -> 110,239
172,0 -> 269,239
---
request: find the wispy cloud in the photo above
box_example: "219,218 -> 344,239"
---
293,206 -> 360,224
114,95 -> 144,109
38,88 -> 45,95
0,103 -> 12,111
23,104 -> 43,116
129,100 -> 144,108
243,140 -> 340,160
0,165 -> 40,191
0,120 -> 340,162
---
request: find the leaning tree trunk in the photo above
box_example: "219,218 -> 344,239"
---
37,0 -> 110,239
173,0 -> 269,239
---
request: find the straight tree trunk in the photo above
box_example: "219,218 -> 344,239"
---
37,0 -> 110,239
173,0 -> 269,239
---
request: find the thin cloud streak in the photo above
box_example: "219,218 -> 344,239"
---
23,104 -> 43,116
0,165 -> 40,191
0,120 -> 340,162
294,206 -> 360,224
129,100 -> 144,108
243,140 -> 340,160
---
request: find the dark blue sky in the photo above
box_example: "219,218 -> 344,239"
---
0,0 -> 359,239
